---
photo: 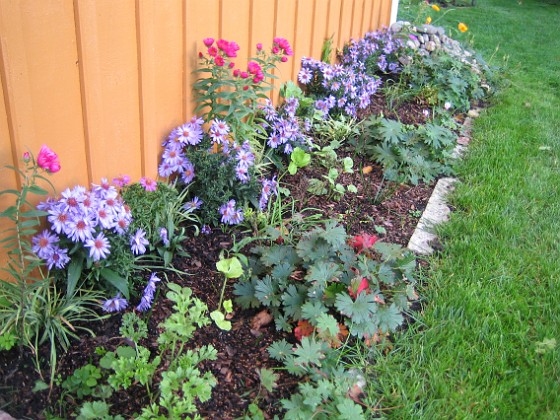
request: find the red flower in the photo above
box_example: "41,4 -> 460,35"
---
348,277 -> 370,299
349,233 -> 378,254
37,145 -> 61,173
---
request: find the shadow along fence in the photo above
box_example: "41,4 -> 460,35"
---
0,0 -> 395,268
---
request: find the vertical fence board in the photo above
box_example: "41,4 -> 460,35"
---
184,0 -> 220,118
351,0 -> 366,40
379,0 -> 391,28
0,63 -> 17,270
137,0 -> 184,177
311,0 -> 329,61
326,0 -> 342,62
0,0 -> 88,191
220,0 -> 251,66
362,0 -> 373,34
250,0 -> 277,100
371,0 -> 383,31
338,0 -> 354,46
274,0 -> 297,89
76,0 -> 142,183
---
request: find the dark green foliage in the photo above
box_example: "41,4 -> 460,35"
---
358,115 -> 457,184
233,221 -> 417,338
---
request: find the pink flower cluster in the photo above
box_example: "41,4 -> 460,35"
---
272,37 -> 293,58
37,145 -> 61,173
203,37 -> 240,67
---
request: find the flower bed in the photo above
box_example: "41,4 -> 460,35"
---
0,12 -> 497,419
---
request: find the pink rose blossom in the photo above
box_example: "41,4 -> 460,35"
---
37,145 -> 61,173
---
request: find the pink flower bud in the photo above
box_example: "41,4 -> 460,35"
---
22,152 -> 30,162
229,62 -> 235,68
240,71 -> 249,79
233,69 -> 241,77
243,85 -> 249,91
281,56 -> 288,62
203,37 -> 214,47
256,43 -> 263,50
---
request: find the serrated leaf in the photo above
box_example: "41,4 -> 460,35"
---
254,276 -> 279,307
336,398 -> 365,419
377,303 -> 404,332
307,178 -> 328,195
281,284 -> 305,319
268,339 -> 293,361
233,280 -> 260,309
259,368 -> 279,393
293,336 -> 327,367
300,301 -> 328,326
316,313 -> 340,337
272,262 -> 295,282
321,220 -> 348,249
305,262 -> 341,287
335,292 -> 377,324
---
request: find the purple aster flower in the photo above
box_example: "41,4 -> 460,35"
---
201,225 -> 212,235
32,230 -> 59,259
130,229 -> 149,255
45,245 -> 70,270
297,68 -> 313,84
235,149 -> 255,169
67,215 -> 95,243
219,199 -> 244,225
183,197 -> 203,213
140,177 -> 157,192
136,273 -> 161,312
47,205 -> 71,235
181,161 -> 195,184
60,187 -> 86,214
95,206 -> 116,230
85,232 -> 111,262
159,227 -> 170,247
175,122 -> 203,145
102,293 -> 128,313
235,165 -> 250,183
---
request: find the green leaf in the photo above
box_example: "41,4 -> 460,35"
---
100,268 -> 129,299
281,284 -> 306,319
254,276 -> 279,307
335,293 -> 377,324
66,258 -> 83,298
259,368 -> 279,393
290,147 -> 311,168
20,209 -> 49,218
216,256 -> 244,279
268,339 -> 293,361
307,178 -> 328,196
210,310 -> 232,331
316,313 -> 340,337
27,185 -> 49,195
223,299 -> 233,313
0,206 -> 17,218
233,280 -> 260,309
293,336 -> 327,367
377,303 -> 404,332
336,398 -> 365,419
32,380 -> 49,393
321,220 -> 348,249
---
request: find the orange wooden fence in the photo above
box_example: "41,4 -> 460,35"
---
0,0 -> 395,268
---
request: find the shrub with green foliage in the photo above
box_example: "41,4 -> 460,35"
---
357,115 -> 457,184
234,220 -> 417,339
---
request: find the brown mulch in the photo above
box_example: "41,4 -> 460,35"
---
0,95 -> 460,419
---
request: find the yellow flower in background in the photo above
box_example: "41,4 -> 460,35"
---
431,4 -> 441,11
458,22 -> 468,32
426,16 -> 432,24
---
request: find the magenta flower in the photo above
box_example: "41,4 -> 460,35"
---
140,177 -> 157,192
130,229 -> 149,255
214,56 -> 225,67
85,232 -> 111,261
37,145 -> 61,173
112,174 -> 131,187
256,43 -> 263,51
203,37 -> 214,47
102,293 -> 128,313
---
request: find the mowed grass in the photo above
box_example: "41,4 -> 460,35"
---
365,0 -> 560,418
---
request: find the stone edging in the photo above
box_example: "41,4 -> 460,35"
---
407,109 -> 480,255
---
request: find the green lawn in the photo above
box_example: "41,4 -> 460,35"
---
366,0 -> 560,418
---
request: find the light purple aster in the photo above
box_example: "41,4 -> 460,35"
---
181,161 -> 195,184
67,215 -> 95,243
102,293 -> 128,313
45,246 -> 70,270
32,230 -> 59,259
85,232 -> 111,262
297,68 -> 313,84
219,200 -> 244,225
159,227 -> 170,247
130,229 -> 149,255
136,273 -> 161,312
183,197 -> 203,213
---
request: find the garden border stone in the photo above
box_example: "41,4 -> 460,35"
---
407,109 -> 479,255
